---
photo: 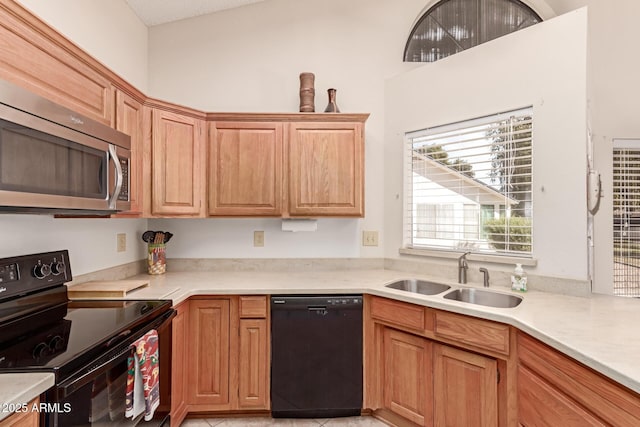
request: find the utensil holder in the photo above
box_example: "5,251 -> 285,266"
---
148,243 -> 166,275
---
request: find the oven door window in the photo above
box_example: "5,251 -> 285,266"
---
54,352 -> 142,427
0,119 -> 107,199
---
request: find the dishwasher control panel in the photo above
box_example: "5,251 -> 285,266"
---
271,295 -> 362,308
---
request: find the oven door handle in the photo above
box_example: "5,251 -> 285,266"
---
56,309 -> 176,398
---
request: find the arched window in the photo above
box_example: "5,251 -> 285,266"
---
404,0 -> 542,62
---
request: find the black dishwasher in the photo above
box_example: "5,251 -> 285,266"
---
270,295 -> 363,418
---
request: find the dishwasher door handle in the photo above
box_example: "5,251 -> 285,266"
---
308,306 -> 328,315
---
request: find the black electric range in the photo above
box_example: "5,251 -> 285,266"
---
0,250 -> 174,427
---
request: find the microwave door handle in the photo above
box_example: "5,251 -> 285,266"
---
108,144 -> 123,210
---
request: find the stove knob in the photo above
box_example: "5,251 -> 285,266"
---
49,335 -> 64,351
50,261 -> 65,276
33,343 -> 50,360
33,263 -> 51,279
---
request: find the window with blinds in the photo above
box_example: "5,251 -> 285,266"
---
404,0 -> 542,62
612,139 -> 640,297
405,107 -> 533,256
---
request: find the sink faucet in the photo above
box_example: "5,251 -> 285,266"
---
479,267 -> 490,287
458,252 -> 470,284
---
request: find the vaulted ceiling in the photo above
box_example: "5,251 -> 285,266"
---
125,0 -> 266,26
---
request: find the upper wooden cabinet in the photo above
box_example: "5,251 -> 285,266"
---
209,122 -> 283,216
208,114 -> 367,218
288,121 -> 364,216
151,109 -> 206,216
114,91 -> 143,216
0,4 -> 113,125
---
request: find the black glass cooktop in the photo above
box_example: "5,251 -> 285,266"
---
0,285 -> 171,381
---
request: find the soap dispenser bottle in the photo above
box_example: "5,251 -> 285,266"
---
511,263 -> 527,292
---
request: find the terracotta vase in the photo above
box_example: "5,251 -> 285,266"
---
299,72 -> 315,112
324,88 -> 340,113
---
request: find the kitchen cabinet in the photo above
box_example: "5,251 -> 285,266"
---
113,90 -> 143,216
187,296 -> 270,413
208,122 -> 283,216
237,296 -> 270,409
207,114 -> 367,217
0,4 -> 113,125
433,343 -> 498,427
364,295 -> 516,427
170,300 -> 189,427
382,327 -> 432,426
518,332 -> 640,426
288,121 -> 364,216
150,109 -> 206,217
0,398 -> 39,427
188,298 -> 231,409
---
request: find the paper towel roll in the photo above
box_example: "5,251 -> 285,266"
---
281,219 -> 318,232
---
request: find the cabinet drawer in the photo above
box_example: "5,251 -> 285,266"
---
370,296 -> 430,332
518,364 -> 604,426
435,311 -> 510,355
239,296 -> 268,318
518,332 -> 640,426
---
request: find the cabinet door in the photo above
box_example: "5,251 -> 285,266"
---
170,301 -> 189,427
152,110 -> 205,216
188,299 -> 231,408
518,365 -> 604,427
209,122 -> 283,216
0,6 -> 113,125
288,122 -> 364,216
0,398 -> 38,427
433,344 -> 498,427
382,328 -> 432,426
114,91 -> 143,216
238,318 -> 269,409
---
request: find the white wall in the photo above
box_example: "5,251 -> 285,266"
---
385,9 -> 589,281
3,0 -> 150,275
147,0 -> 426,258
17,0 -> 149,91
545,0 -> 640,293
149,218 -> 360,258
0,216 -> 147,276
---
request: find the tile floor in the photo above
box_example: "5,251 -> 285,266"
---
181,416 -> 389,426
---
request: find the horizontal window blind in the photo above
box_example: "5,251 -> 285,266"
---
612,139 -> 640,297
404,107 -> 533,256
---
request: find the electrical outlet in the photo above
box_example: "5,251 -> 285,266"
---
254,230 -> 265,247
362,231 -> 379,246
116,233 -> 126,252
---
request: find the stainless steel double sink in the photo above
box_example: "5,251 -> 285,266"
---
385,279 -> 522,308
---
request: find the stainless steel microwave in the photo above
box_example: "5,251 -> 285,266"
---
0,79 -> 131,214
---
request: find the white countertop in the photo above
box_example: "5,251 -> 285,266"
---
0,373 -> 54,421
3,268 -> 640,410
127,269 -> 640,395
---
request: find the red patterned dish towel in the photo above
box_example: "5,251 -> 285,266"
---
125,329 -> 160,421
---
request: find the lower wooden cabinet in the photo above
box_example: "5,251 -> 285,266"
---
433,343 -> 498,427
170,300 -> 189,427
184,296 -> 270,414
188,298 -> 232,409
518,332 -> 640,426
365,295 -> 513,427
382,328 -> 432,426
0,398 -> 39,427
518,364 -> 604,426
238,318 -> 269,409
